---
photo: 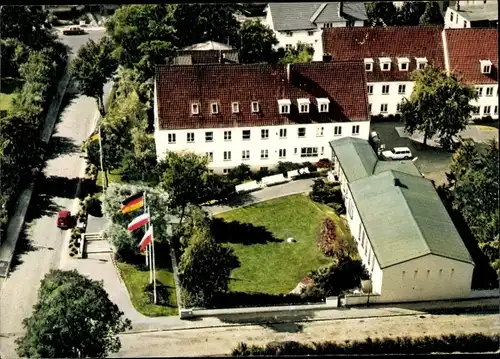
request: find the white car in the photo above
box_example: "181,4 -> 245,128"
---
382,147 -> 413,160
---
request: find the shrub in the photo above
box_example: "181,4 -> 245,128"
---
318,218 -> 337,256
276,161 -> 303,174
315,158 -> 331,169
227,164 -> 252,184
209,291 -> 324,309
232,333 -> 500,355
310,179 -> 344,213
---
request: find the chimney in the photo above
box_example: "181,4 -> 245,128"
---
286,63 -> 291,82
456,1 -> 460,11
394,178 -> 401,187
338,2 -> 343,18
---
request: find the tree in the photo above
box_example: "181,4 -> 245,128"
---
395,1 -> 426,26
105,5 -> 176,78
419,1 -> 445,25
72,37 -> 117,117
173,4 -> 240,48
179,227 -> 240,307
401,66 -> 477,149
365,2 -> 398,26
15,270 -> 131,358
159,152 -> 211,225
239,20 -> 279,64
279,42 -> 314,64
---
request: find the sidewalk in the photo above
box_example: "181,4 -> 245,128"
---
395,125 -> 498,147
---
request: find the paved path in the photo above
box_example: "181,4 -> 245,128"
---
206,178 -> 315,215
395,125 -> 498,147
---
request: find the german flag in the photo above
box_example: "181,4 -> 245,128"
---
121,192 -> 144,214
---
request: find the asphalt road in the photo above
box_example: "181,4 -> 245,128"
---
0,29 -> 108,359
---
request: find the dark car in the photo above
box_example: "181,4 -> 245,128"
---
63,27 -> 85,36
57,210 -> 75,229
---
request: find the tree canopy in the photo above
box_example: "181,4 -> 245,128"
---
279,42 -> 313,64
366,1 -> 443,26
396,1 -> 427,26
419,2 -> 445,26
72,37 -> 117,116
401,66 -> 477,149
15,270 -> 131,358
239,20 -> 279,64
365,2 -> 398,26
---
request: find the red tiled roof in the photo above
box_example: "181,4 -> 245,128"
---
445,28 -> 498,85
322,26 -> 445,82
155,62 -> 369,130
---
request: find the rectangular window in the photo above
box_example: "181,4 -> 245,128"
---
398,84 -> 406,94
334,126 -> 342,136
279,149 -> 286,159
298,127 -> 306,138
477,87 -> 483,97
367,85 -> 373,95
368,103 -> 372,112
348,198 -> 353,219
396,103 -> 401,112
280,104 -> 290,114
450,12 -> 453,21
400,62 -> 408,71
352,125 -> 360,135
319,103 -> 329,112
224,131 -> 232,141
205,152 -> 213,162
223,151 -> 231,161
484,106 -> 491,115
252,101 -> 259,113
299,103 -> 309,113
286,31 -> 293,37
380,104 -> 388,113
223,168 -> 230,174
300,147 -> 318,158
260,149 -> 269,159
365,63 -> 373,72
316,127 -> 324,137
382,84 -> 390,94
472,106 -> 480,115
320,146 -> 324,156
191,103 -> 199,115
279,128 -> 287,138
186,132 -> 194,143
242,150 -> 250,160
205,131 -> 213,142
486,87 -> 494,96
418,62 -> 426,70
242,130 -> 251,140
382,63 -> 390,71
463,20 -> 467,27
285,44 -> 292,51
232,102 -> 239,113
308,30 -> 314,36
494,106 -> 498,115
261,129 -> 269,140
211,103 -> 218,114
168,133 -> 176,144
346,20 -> 355,27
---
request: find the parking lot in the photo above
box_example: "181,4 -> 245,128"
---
371,122 -> 453,186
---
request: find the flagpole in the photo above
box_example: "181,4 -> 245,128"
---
147,206 -> 153,284
151,223 -> 157,304
143,192 -> 149,268
98,123 -> 106,190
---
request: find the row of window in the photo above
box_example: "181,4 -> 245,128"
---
449,11 -> 468,28
367,84 -> 407,96
191,100 -> 330,115
167,125 -> 361,144
204,147 -> 325,162
192,101 -> 259,115
476,86 -> 497,97
364,58 -> 427,72
402,268 -> 455,280
472,105 -> 499,116
367,103 -> 395,113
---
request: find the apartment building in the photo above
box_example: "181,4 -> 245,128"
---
444,0 -> 498,29
153,62 -> 370,173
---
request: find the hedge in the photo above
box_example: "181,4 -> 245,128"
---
232,333 -> 499,356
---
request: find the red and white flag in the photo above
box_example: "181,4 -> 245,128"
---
138,227 -> 153,252
128,212 -> 150,232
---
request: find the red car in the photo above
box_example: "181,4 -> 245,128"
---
57,210 -> 74,229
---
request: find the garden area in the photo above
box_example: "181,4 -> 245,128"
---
0,78 -> 23,114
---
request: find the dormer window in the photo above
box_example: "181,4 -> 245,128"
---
232,102 -> 239,113
397,57 -> 410,71
415,57 -> 428,70
211,103 -> 218,114
251,101 -> 259,113
379,57 -> 391,71
278,99 -> 291,114
364,58 -> 374,72
480,59 -> 492,74
297,98 -> 310,113
191,103 -> 200,115
317,98 -> 330,113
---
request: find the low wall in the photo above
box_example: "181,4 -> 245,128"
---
469,289 -> 500,298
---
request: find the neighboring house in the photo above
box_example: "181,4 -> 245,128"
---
443,28 -> 498,119
171,41 -> 239,65
322,27 -> 445,116
262,2 -> 367,62
444,0 -> 498,28
330,137 -> 474,303
153,62 -> 370,173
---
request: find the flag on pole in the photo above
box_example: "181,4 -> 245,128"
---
127,212 -> 150,232
138,227 -> 153,252
90,133 -> 100,141
121,192 -> 144,214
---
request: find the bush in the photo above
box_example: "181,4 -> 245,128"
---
318,218 -> 337,256
309,179 -> 344,213
209,291 -> 324,309
232,333 -> 500,356
227,164 -> 252,184
315,158 -> 331,169
276,161 -> 303,174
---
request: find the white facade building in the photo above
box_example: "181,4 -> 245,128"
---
263,2 -> 367,62
154,62 -> 370,173
444,1 -> 498,29
329,137 -> 475,303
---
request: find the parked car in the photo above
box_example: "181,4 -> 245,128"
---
63,27 -> 85,35
57,210 -> 75,229
381,146 -> 413,160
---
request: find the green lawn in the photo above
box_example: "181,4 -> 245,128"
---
0,78 -> 23,113
116,261 -> 178,317
97,169 -> 124,188
215,193 -> 350,295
